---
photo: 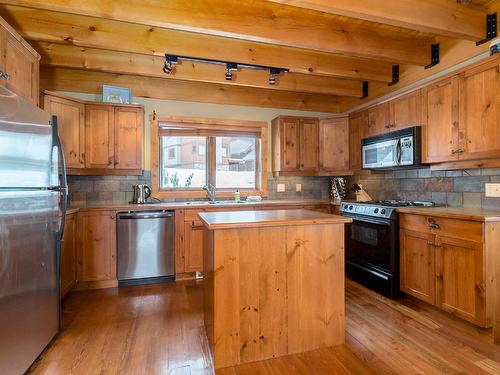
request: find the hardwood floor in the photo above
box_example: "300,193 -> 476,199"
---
29,279 -> 500,375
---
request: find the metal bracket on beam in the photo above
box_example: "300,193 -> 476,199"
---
388,65 -> 399,86
425,43 -> 440,69
476,13 -> 497,46
361,81 -> 368,99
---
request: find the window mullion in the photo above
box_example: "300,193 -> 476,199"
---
207,136 -> 216,186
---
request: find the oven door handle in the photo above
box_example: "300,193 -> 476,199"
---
342,214 -> 392,226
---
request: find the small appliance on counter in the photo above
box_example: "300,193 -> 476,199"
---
340,199 -> 434,298
131,184 -> 153,204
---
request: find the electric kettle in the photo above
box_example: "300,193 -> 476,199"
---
132,184 -> 151,204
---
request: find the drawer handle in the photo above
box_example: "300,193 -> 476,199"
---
428,222 -> 440,229
0,70 -> 11,81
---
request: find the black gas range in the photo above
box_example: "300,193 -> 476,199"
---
340,199 -> 433,299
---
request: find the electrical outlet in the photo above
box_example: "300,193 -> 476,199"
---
296,183 -> 302,192
277,183 -> 286,193
485,183 -> 500,197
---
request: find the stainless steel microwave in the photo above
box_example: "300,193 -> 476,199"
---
362,127 -> 422,169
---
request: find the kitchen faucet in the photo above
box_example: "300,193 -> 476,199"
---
203,184 -> 217,203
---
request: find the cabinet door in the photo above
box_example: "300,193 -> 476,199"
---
459,62 -> 500,161
435,235 -> 486,326
85,105 -> 115,169
366,102 -> 390,137
114,107 -> 143,170
298,118 -> 319,171
184,219 -> 204,272
348,111 -> 366,171
390,90 -> 421,130
400,229 -> 436,304
279,118 -> 300,171
60,212 -> 76,298
77,211 -> 116,282
421,77 -> 459,163
319,117 -> 349,172
44,95 -> 85,169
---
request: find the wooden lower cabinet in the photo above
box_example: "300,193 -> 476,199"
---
76,210 -> 117,288
400,229 -> 435,305
399,213 -> 494,327
184,219 -> 204,272
60,211 -> 77,298
435,235 -> 484,325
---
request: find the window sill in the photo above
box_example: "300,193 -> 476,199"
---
152,189 -> 268,199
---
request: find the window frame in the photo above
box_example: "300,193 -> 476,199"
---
151,115 -> 268,199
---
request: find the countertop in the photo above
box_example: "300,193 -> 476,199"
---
199,209 -> 351,230
68,199 -> 332,212
396,206 -> 500,222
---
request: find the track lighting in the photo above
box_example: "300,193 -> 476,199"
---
269,68 -> 282,85
163,55 -> 178,74
225,63 -> 238,81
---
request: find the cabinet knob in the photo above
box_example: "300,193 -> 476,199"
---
108,159 -> 113,165
428,222 -> 440,229
0,70 -> 11,81
427,240 -> 434,246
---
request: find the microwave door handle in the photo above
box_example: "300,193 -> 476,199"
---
395,139 -> 402,165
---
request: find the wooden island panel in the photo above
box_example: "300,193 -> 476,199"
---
201,209 -> 349,369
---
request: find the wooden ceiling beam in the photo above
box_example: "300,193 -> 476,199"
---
33,42 -> 363,97
0,0 -> 433,65
267,0 -> 487,41
40,66 -> 347,113
0,5 -> 393,83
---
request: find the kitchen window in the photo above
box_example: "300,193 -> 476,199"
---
151,116 -> 268,198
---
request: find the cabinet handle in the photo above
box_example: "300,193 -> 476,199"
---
385,125 -> 391,129
427,240 -> 434,246
0,70 -> 11,81
108,159 -> 113,165
428,222 -> 440,229
435,243 -> 442,248
451,149 -> 457,155
457,148 -> 464,154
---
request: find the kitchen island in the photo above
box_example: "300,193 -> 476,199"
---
199,209 -> 351,369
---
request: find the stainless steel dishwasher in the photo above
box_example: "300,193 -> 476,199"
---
117,210 -> 175,285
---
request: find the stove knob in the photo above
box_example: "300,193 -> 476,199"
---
349,205 -> 354,210
374,208 -> 379,214
380,209 -> 386,215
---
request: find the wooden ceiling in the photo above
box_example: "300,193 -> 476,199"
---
0,0 -> 498,112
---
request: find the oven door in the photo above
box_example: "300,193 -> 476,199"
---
343,214 -> 397,274
362,139 -> 398,169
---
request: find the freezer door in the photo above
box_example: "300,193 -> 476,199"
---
0,190 -> 59,375
0,87 -> 53,188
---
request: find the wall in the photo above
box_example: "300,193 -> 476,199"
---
350,167 -> 500,208
58,91 -> 333,204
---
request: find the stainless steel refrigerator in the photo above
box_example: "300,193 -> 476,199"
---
0,86 -> 67,374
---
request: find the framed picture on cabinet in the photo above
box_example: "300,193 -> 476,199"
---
102,85 -> 132,104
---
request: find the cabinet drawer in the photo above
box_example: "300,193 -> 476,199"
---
399,214 -> 482,243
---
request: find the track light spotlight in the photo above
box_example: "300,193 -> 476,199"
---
225,63 -> 238,81
163,55 -> 178,74
269,68 -> 282,85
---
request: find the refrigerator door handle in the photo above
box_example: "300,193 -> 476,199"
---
51,115 -> 68,241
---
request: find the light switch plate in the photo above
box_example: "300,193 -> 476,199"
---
296,183 -> 302,192
485,183 -> 500,197
277,183 -> 286,193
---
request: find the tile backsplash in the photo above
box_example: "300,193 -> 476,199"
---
349,167 -> 500,208
68,172 -> 331,205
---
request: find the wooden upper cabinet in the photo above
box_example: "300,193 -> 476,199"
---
85,105 -> 115,169
319,117 -> 349,173
271,116 -> 318,174
348,111 -> 366,171
366,102 -> 390,137
421,76 -> 459,164
400,229 -> 436,305
114,106 -> 143,170
458,61 -> 500,161
0,16 -> 40,105
298,118 -> 319,171
44,94 -> 85,169
390,90 -> 421,131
